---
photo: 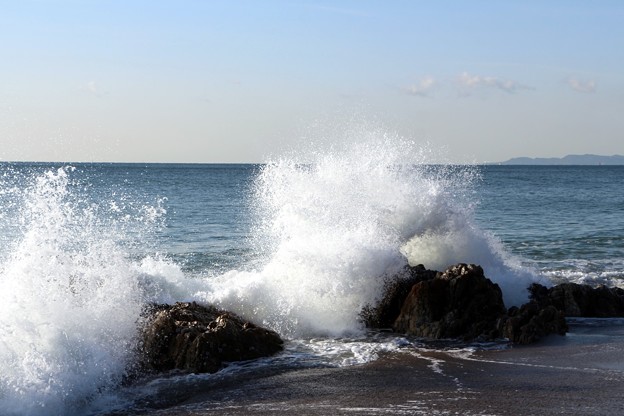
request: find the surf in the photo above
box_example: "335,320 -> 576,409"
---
198,131 -> 539,337
0,131 -> 542,414
0,166 -> 161,415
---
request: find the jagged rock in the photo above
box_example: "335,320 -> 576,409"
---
499,303 -> 568,345
139,302 -> 283,374
367,264 -> 572,344
492,280 -> 624,344
392,264 -> 507,340
360,264 -> 436,328
527,282 -> 551,306
547,283 -> 624,317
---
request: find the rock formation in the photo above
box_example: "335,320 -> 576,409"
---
543,283 -> 624,317
360,264 -> 436,329
392,264 -> 507,340
137,269 -> 624,375
499,303 -> 567,344
364,263 -> 587,345
139,302 -> 283,374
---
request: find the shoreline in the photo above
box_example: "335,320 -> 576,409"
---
120,319 -> 624,416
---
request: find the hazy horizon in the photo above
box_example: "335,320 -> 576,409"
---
3,152 -> 623,166
1,1 -> 623,164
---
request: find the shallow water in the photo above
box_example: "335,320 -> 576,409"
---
110,319 -> 624,416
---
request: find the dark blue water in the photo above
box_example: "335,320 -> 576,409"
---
4,162 -> 620,282
475,165 -> 624,285
0,158 -> 622,415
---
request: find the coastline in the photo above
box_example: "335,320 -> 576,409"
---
123,319 -> 624,416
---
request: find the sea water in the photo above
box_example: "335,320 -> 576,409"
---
0,139 -> 622,415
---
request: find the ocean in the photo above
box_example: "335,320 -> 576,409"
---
0,141 -> 623,415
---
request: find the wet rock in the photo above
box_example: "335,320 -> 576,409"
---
494,280 -> 624,344
360,264 -> 436,329
139,302 -> 283,374
499,303 -> 568,345
367,264 -> 572,344
547,283 -> 624,317
392,264 -> 507,340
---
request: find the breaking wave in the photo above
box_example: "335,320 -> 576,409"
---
199,131 -> 539,337
0,129 -> 542,414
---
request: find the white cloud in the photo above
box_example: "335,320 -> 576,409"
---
405,76 -> 436,97
456,72 -> 532,95
85,81 -> 101,97
567,77 -> 596,93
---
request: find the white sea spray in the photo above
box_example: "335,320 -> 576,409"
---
197,129 -> 539,337
0,166 -> 164,415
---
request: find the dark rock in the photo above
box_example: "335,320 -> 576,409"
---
497,280 -> 624,344
360,264 -> 436,329
499,302 -> 568,345
139,302 -> 283,374
547,283 -> 624,317
392,264 -> 507,340
527,282 -> 551,306
527,282 -> 624,317
367,264 -> 624,344
368,264 -> 571,344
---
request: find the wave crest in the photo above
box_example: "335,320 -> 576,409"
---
202,131 -> 537,337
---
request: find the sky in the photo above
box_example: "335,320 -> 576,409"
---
1,0 -> 623,163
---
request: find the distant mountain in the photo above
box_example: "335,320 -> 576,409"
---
499,154 -> 624,165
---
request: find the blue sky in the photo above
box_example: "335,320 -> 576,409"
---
1,1 -> 622,163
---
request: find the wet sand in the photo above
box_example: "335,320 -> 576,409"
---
136,320 -> 624,416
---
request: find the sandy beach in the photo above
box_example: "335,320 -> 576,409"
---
125,319 -> 624,416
